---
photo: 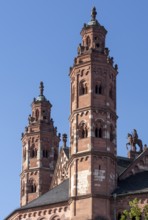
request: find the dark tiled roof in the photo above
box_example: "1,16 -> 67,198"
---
4,180 -> 69,219
117,156 -> 132,175
114,171 -> 148,195
23,179 -> 69,209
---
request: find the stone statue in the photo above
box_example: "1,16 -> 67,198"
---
126,129 -> 143,152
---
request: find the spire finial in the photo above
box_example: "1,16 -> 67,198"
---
91,6 -> 97,21
39,81 -> 44,96
62,133 -> 67,148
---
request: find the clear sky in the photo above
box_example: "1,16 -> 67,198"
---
1,0 -> 148,219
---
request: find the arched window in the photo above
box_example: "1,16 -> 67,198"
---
21,182 -> 25,197
95,42 -> 100,48
31,183 -> 36,193
95,84 -> 103,95
28,179 -> 36,193
95,120 -> 103,138
30,146 -> 37,158
109,85 -> 113,99
82,128 -> 88,138
79,80 -> 88,95
43,149 -> 48,158
79,122 -> 88,139
23,147 -> 26,161
86,36 -> 91,48
72,85 -> 75,102
95,127 -> 103,138
35,109 -> 39,121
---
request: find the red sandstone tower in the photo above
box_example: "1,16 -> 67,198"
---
5,7 -> 148,220
69,8 -> 118,219
20,82 -> 60,206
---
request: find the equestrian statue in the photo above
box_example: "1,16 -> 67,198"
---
126,129 -> 143,153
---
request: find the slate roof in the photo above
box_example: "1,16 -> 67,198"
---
114,171 -> 148,195
24,179 -> 69,209
4,180 -> 69,219
117,156 -> 132,175
5,155 -> 148,219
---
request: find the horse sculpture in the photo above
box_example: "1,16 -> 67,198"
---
126,129 -> 143,152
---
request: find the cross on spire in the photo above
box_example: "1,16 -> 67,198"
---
39,81 -> 44,96
91,6 -> 97,21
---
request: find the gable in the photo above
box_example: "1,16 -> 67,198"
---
119,148 -> 148,180
50,147 -> 69,189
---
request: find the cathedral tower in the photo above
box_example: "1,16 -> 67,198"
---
69,8 -> 118,219
20,82 -> 60,206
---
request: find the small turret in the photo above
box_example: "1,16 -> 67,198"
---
40,81 -> 44,95
20,82 -> 60,206
35,81 -> 47,102
62,133 -> 67,148
87,6 -> 99,26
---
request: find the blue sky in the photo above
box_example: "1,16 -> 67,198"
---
1,1 -> 148,219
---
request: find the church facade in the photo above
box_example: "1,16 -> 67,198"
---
5,8 -> 148,220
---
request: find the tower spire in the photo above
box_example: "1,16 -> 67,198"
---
91,6 -> 97,21
39,81 -> 44,96
87,6 -> 99,26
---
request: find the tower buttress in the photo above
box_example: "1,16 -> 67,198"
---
69,7 -> 118,220
20,82 -> 60,206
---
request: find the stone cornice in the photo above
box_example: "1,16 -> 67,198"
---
68,150 -> 116,166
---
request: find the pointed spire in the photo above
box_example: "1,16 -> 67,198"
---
39,81 -> 44,96
35,81 -> 47,102
91,6 -> 97,21
87,6 -> 99,26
